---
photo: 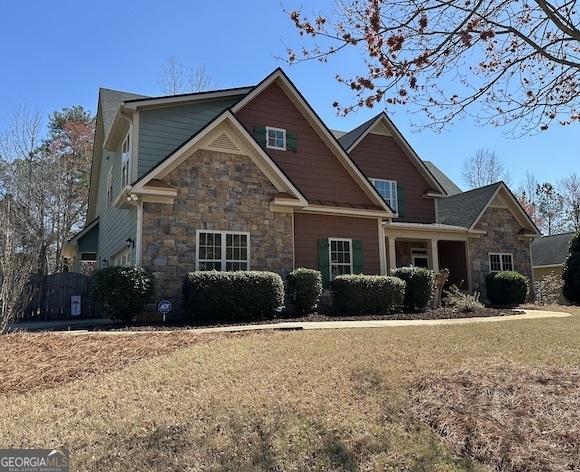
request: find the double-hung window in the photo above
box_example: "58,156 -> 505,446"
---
266,126 -> 286,151
370,178 -> 398,212
329,238 -> 353,279
196,230 -> 250,271
489,253 -> 514,272
121,132 -> 131,188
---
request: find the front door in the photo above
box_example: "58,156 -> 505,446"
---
411,248 -> 429,268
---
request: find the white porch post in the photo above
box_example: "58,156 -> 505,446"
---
430,239 -> 439,272
387,237 -> 397,273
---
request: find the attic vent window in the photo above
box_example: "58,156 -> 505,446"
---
266,127 -> 286,151
209,133 -> 240,153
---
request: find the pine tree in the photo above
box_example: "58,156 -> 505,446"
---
562,232 -> 580,304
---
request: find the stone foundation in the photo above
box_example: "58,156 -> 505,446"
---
142,149 -> 294,302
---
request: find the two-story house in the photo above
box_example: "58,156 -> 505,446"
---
65,68 -> 539,302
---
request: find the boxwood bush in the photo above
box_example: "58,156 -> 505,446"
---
182,271 -> 284,322
392,266 -> 435,312
485,271 -> 529,306
331,275 -> 405,315
92,266 -> 153,322
287,268 -> 323,315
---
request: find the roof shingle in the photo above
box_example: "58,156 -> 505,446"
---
532,232 -> 575,266
438,182 -> 502,228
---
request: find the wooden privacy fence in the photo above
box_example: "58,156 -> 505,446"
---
23,272 -> 98,320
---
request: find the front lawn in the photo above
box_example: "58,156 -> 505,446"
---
0,306 -> 578,471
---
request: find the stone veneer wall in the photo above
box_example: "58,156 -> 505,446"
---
468,206 -> 534,301
141,149 -> 294,301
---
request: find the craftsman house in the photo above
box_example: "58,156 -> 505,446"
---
65,68 -> 539,302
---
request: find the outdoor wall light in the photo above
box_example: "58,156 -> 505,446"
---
126,238 -> 135,249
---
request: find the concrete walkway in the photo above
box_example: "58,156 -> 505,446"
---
36,309 -> 570,336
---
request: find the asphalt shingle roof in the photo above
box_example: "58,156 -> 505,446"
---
422,161 -> 462,196
532,232 -> 575,266
337,113 -> 381,150
438,182 -> 502,228
99,88 -> 148,136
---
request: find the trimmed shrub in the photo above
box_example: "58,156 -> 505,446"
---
182,271 -> 284,321
485,271 -> 529,306
331,275 -> 405,315
287,268 -> 323,315
92,266 -> 153,322
392,266 -> 435,311
563,232 -> 580,304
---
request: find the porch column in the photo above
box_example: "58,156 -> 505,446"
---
387,236 -> 397,273
430,239 -> 439,272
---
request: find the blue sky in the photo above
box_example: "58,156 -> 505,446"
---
0,0 -> 577,190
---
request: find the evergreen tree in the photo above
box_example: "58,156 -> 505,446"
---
562,232 -> 580,304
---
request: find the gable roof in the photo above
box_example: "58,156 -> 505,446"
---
131,109 -> 308,206
231,69 -> 394,215
339,112 -> 446,195
337,115 -> 378,151
438,181 -> 540,235
532,232 -> 575,266
99,88 -> 147,136
438,182 -> 501,228
422,161 -> 463,196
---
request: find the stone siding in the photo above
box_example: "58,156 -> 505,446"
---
468,207 -> 534,301
142,149 -> 294,301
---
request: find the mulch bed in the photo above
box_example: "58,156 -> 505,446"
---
410,365 -> 580,472
97,307 -> 523,332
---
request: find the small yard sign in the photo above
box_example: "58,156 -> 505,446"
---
70,295 -> 81,317
157,299 -> 172,321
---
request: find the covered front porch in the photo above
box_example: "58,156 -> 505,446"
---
385,222 -> 482,290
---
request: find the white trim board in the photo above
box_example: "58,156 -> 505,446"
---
232,69 -> 394,217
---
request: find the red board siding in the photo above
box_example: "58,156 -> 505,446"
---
236,82 -> 374,206
294,212 -> 381,275
438,240 -> 468,289
349,133 -> 437,223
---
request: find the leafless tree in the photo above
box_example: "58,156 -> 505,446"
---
0,197 -> 35,333
287,0 -> 580,135
462,148 -> 509,188
516,172 -> 543,227
558,173 -> 580,231
159,57 -> 214,95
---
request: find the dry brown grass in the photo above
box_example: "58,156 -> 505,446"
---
0,331 -> 234,395
0,312 -> 579,470
411,366 -> 580,472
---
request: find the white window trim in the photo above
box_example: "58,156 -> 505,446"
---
411,247 -> 429,268
489,252 -> 514,272
329,237 -> 353,279
265,126 -> 287,151
111,246 -> 132,267
121,130 -> 131,188
369,178 -> 398,213
106,166 -> 113,205
195,230 -> 251,271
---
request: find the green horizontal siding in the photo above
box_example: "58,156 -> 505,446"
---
95,150 -> 137,265
77,224 -> 99,253
137,96 -> 243,178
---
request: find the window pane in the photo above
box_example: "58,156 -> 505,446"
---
502,254 -> 513,271
490,254 -> 501,272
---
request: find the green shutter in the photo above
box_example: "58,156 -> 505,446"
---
286,132 -> 298,152
352,240 -> 364,274
318,239 -> 330,288
254,125 -> 266,147
397,183 -> 405,218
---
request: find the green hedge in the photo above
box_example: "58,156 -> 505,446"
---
287,268 -> 323,315
485,271 -> 529,306
392,266 -> 435,311
92,266 -> 153,322
182,271 -> 284,321
331,275 -> 405,315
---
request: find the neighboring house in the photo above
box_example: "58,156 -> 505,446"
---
65,68 -> 539,304
532,232 -> 574,280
